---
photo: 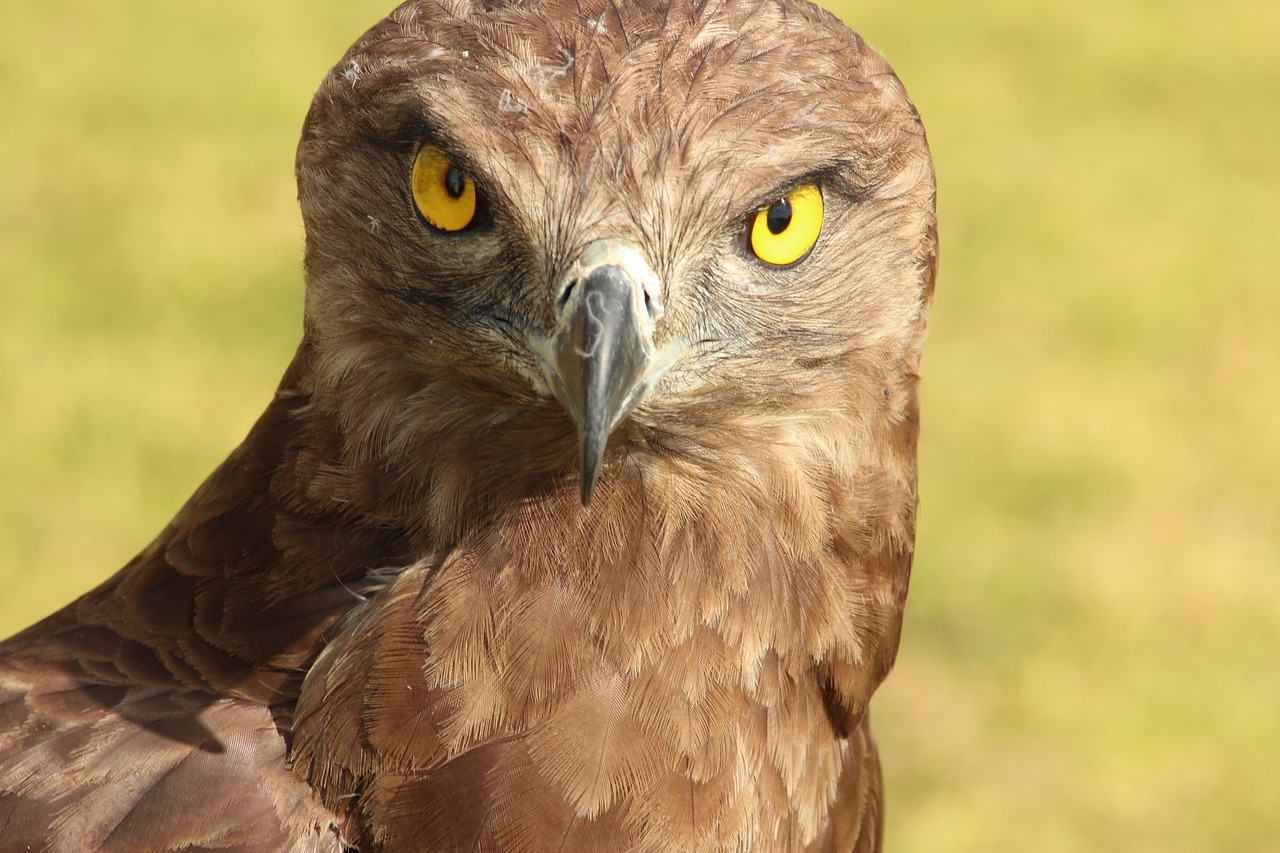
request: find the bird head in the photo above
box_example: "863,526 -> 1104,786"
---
291,0 -> 936,530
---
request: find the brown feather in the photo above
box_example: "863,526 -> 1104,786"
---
1,0 -> 935,849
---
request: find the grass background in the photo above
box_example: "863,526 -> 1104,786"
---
2,1 -> 1276,850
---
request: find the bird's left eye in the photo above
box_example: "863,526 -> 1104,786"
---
748,184 -> 823,266
412,145 -> 478,232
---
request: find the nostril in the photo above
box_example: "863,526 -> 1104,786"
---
643,288 -> 654,319
556,279 -> 577,315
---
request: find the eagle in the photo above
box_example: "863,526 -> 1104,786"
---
0,1 -> 936,850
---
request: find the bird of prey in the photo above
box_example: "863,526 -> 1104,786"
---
0,0 -> 936,850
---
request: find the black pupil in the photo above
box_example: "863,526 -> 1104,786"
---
766,197 -> 792,235
444,166 -> 467,199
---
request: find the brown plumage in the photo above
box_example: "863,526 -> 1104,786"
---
0,0 -> 935,850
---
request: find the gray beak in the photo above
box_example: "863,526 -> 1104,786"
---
536,240 -> 663,504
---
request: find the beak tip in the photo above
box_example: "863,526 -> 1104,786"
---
579,443 -> 602,505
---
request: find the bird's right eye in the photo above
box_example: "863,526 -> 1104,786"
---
412,145 -> 478,232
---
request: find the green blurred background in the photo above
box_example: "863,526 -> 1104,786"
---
2,1 -> 1277,850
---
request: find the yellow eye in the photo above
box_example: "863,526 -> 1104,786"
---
749,184 -> 823,266
411,145 -> 477,232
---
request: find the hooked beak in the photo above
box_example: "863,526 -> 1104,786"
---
534,240 -> 664,504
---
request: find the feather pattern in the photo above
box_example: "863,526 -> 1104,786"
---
0,0 -> 935,850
